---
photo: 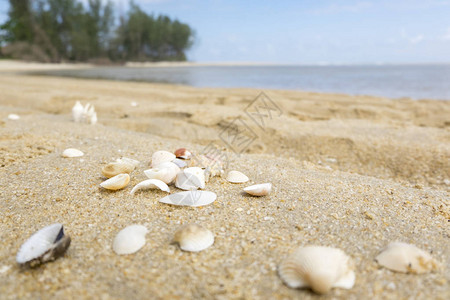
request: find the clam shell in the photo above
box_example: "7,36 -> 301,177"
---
144,162 -> 180,184
16,223 -> 71,268
173,224 -> 214,252
174,148 -> 192,159
175,167 -> 206,190
100,173 -> 130,190
375,242 -> 439,274
226,170 -> 249,183
243,183 -> 272,196
101,161 -> 135,178
159,191 -> 217,207
8,114 -> 20,120
151,150 -> 176,167
130,179 -> 170,195
62,148 -> 84,158
112,225 -> 148,255
278,245 -> 355,294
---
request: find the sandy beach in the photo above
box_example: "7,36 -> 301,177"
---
0,60 -> 448,299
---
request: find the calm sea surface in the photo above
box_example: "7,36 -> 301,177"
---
37,65 -> 450,100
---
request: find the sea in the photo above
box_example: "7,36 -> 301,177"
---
36,64 -> 450,100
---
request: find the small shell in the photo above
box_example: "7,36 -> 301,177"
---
174,148 -> 192,159
375,242 -> 439,274
172,158 -> 187,168
279,245 -> 355,294
151,151 -> 176,167
226,170 -> 249,183
16,223 -> 71,268
243,183 -> 272,196
130,179 -> 170,195
116,157 -> 140,168
101,162 -> 135,178
62,148 -> 84,158
159,191 -> 217,207
72,101 -> 83,122
144,162 -> 180,184
8,114 -> 20,120
175,167 -> 206,190
173,224 -> 214,252
112,225 -> 148,255
100,173 -> 130,190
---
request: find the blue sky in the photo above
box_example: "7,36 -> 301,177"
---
1,0 -> 450,64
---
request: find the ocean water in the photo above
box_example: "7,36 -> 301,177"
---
36,64 -> 450,100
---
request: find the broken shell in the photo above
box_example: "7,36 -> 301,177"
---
116,157 -> 140,168
159,191 -> 217,207
112,225 -> 148,255
130,179 -> 170,195
375,242 -> 439,274
172,158 -> 187,168
174,148 -> 192,159
175,167 -> 206,190
101,162 -> 135,178
243,183 -> 272,196
144,162 -> 180,184
8,114 -> 20,120
100,173 -> 130,190
16,223 -> 71,268
226,170 -> 249,183
278,245 -> 355,294
151,150 -> 176,167
62,148 -> 84,158
173,224 -> 214,252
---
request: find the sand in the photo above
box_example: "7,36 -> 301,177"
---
0,60 -> 448,299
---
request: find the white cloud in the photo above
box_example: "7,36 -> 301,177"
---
409,34 -> 424,44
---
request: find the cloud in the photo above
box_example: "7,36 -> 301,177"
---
409,34 -> 424,44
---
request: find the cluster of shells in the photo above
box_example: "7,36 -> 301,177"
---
72,101 -> 97,125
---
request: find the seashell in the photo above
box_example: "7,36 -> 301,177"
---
101,161 -> 135,178
174,148 -> 192,159
375,242 -> 439,274
130,101 -> 138,107
151,150 -> 176,167
72,101 -> 83,122
112,225 -> 148,255
72,101 -> 97,124
175,167 -> 205,190
159,191 -> 217,207
8,113 -> 20,120
130,179 -> 170,195
16,223 -> 71,268
278,245 -> 355,294
226,170 -> 249,183
172,158 -> 187,168
62,148 -> 84,158
116,157 -> 140,168
243,183 -> 272,196
100,173 -> 130,190
173,224 -> 214,252
144,161 -> 180,184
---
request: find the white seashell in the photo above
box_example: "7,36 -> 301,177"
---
226,170 -> 249,183
175,167 -> 205,190
173,224 -> 214,252
159,191 -> 217,207
130,179 -> 170,195
375,242 -> 439,274
62,148 -> 84,158
243,183 -> 272,196
16,223 -> 71,268
172,158 -> 187,168
278,245 -> 355,294
112,225 -> 148,255
100,173 -> 130,190
7,114 -> 20,120
151,151 -> 176,167
174,148 -> 192,159
116,157 -> 140,168
144,162 -> 180,184
131,101 -> 138,107
101,161 -> 135,178
71,101 -> 83,122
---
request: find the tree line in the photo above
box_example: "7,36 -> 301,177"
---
0,0 -> 195,63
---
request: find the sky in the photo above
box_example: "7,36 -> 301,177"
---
1,0 -> 450,64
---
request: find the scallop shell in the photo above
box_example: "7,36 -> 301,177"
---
151,150 -> 176,167
62,148 -> 84,158
100,173 -> 130,190
130,179 -> 170,195
112,225 -> 148,255
175,167 -> 206,190
226,170 -> 249,183
16,223 -> 71,268
159,191 -> 217,207
278,245 -> 355,294
174,148 -> 192,159
8,114 -> 20,120
144,162 -> 180,184
116,157 -> 140,168
101,162 -> 135,178
375,242 -> 439,274
243,183 -> 272,196
173,224 -> 214,252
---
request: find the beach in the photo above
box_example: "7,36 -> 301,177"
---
0,60 -> 448,299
